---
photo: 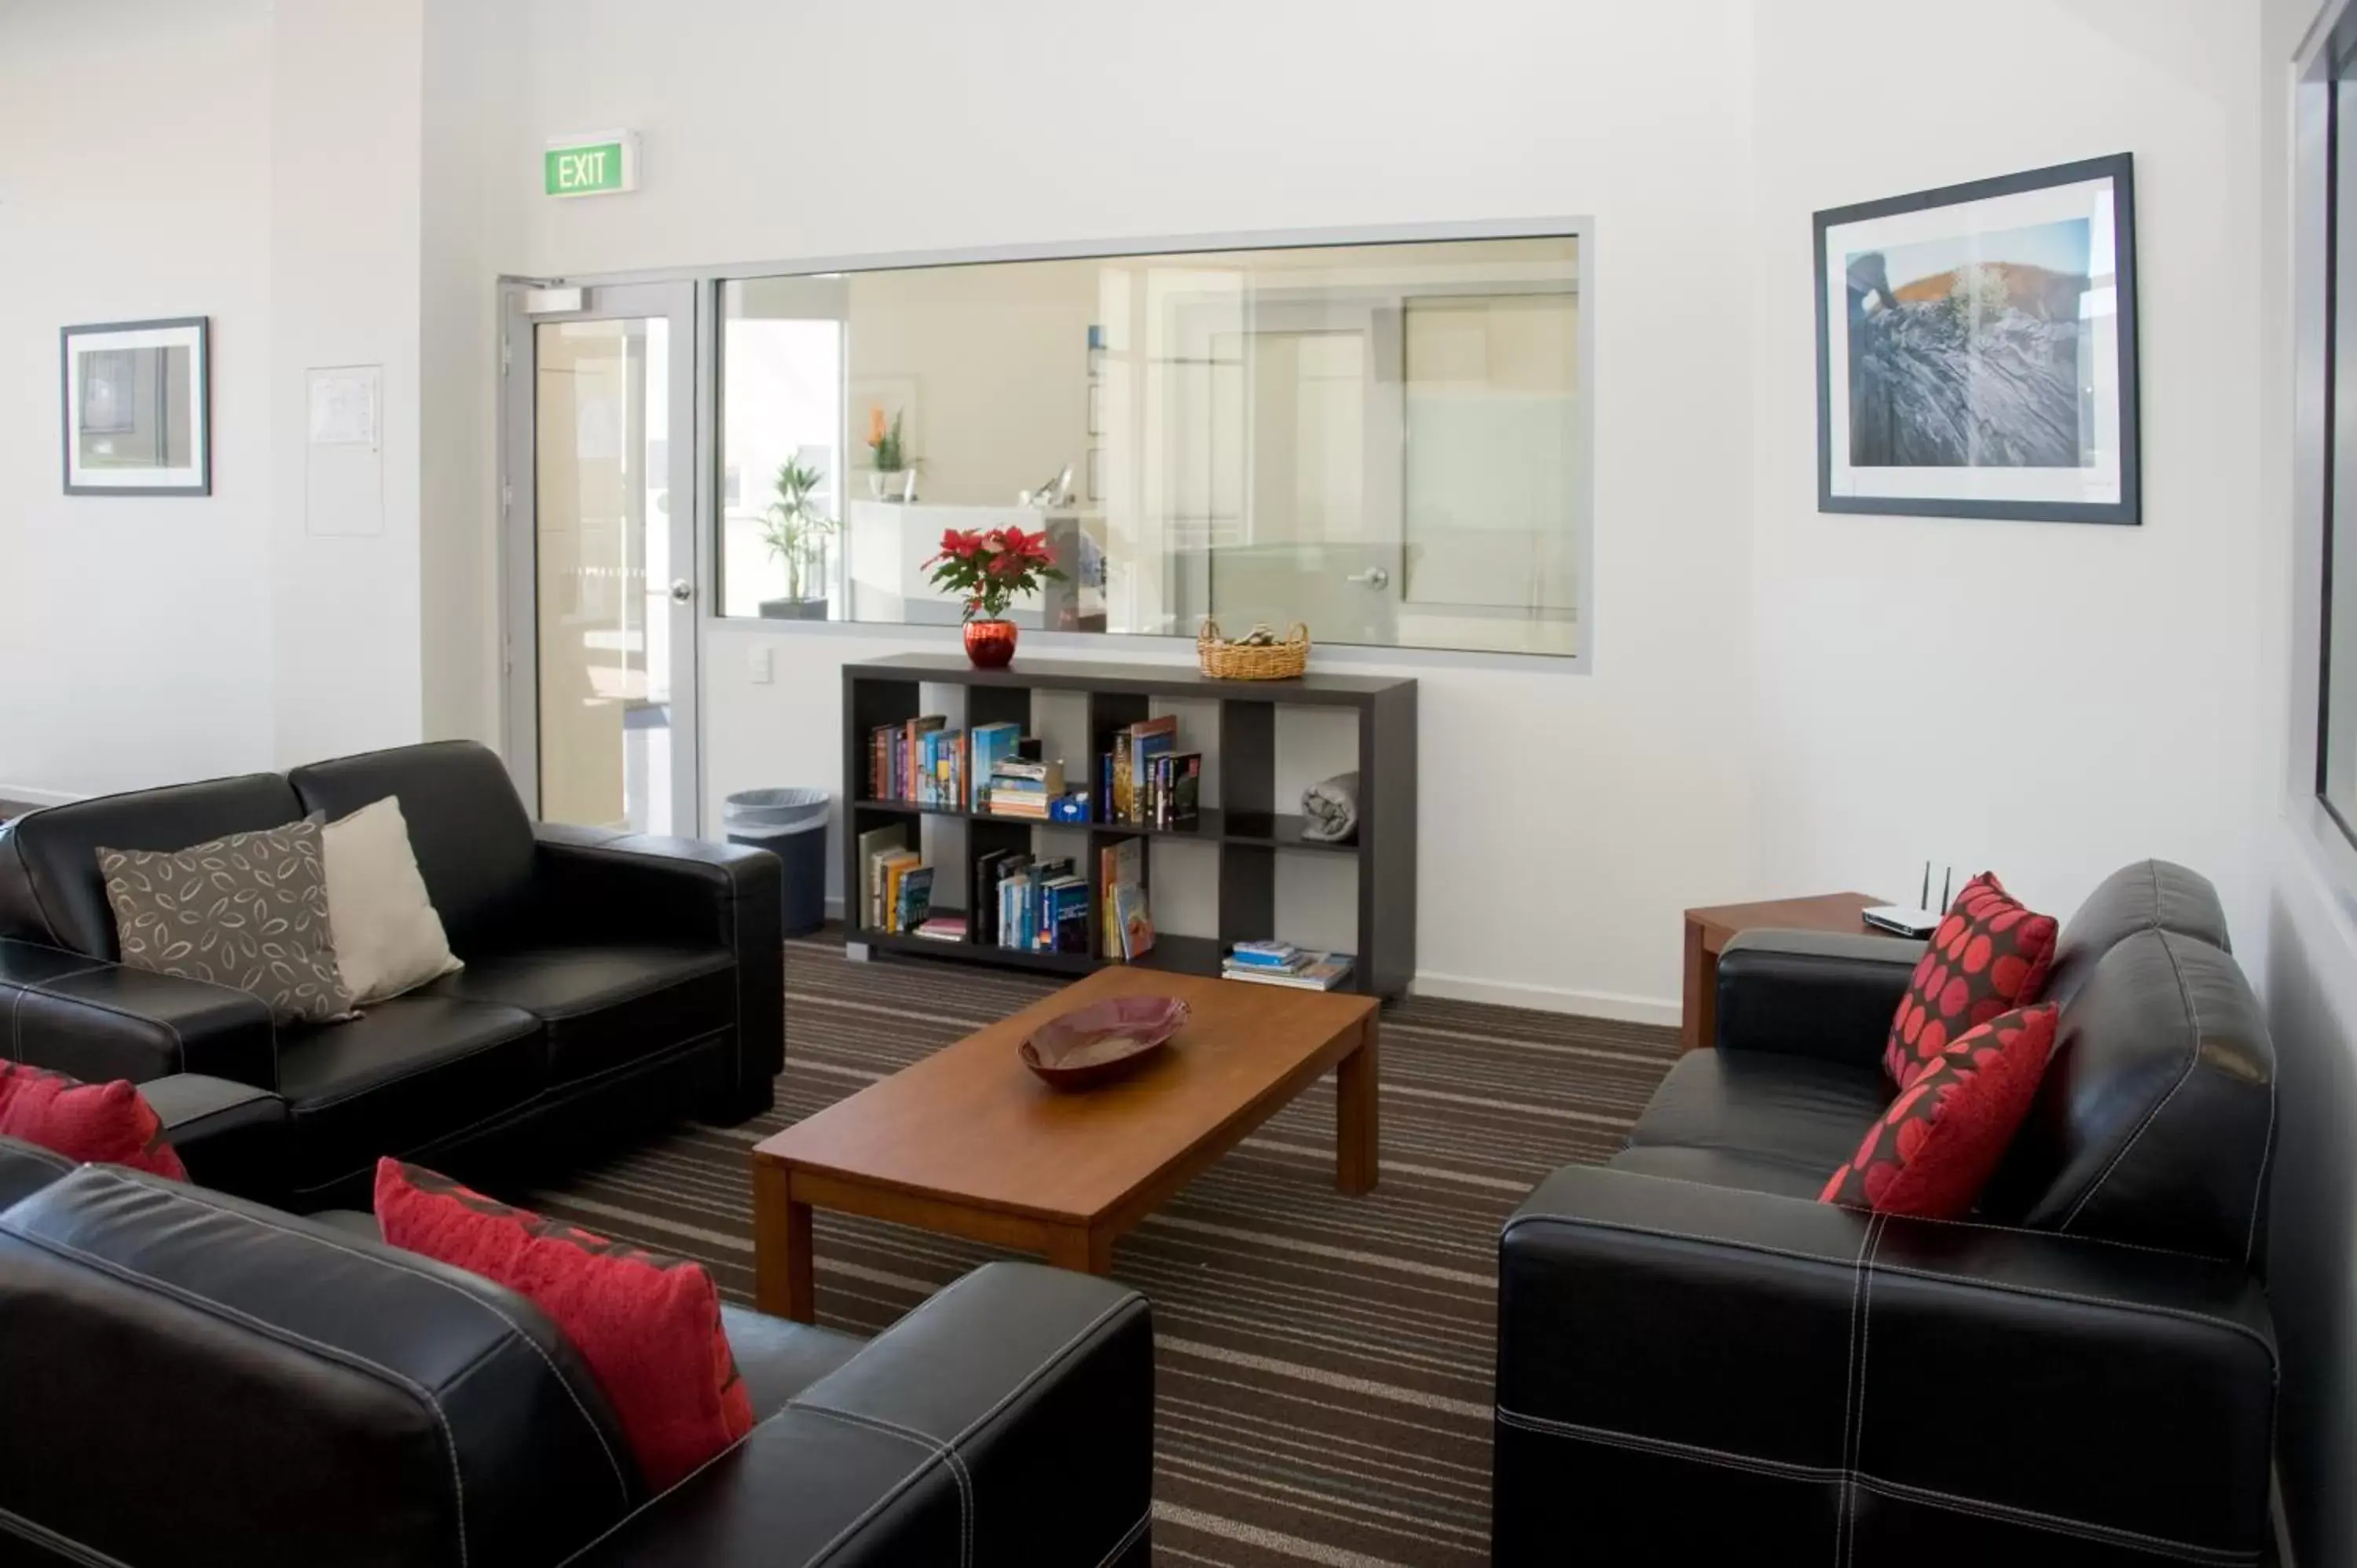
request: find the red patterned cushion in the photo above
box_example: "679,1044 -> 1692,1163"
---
1882,872 -> 2058,1089
0,1061 -> 186,1180
375,1159 -> 752,1490
1825,1003 -> 2058,1218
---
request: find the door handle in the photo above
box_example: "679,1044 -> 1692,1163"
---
669,579 -> 694,603
1347,566 -> 1391,589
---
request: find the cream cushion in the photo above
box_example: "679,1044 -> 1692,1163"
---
320,796 -> 463,1006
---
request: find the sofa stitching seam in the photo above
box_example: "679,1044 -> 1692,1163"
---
72,1167 -> 633,1508
0,1219 -> 471,1567
1494,1407 -> 2256,1564
2062,930 -> 2204,1229
15,978 -> 191,1072
1499,1212 -> 2274,1356
949,1295 -> 1149,1450
1091,1509 -> 1150,1568
790,1403 -> 972,1568
284,1026 -> 733,1195
1851,1473 -> 2256,1565
0,1501 -> 138,1568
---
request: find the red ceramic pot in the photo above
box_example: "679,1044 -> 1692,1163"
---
963,617 -> 1017,669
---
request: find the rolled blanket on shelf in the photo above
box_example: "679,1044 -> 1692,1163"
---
1300,772 -> 1359,844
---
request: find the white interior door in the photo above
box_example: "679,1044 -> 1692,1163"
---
503,280 -> 699,834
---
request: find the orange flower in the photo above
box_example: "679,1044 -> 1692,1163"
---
868,406 -> 886,445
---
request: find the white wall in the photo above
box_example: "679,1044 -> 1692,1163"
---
268,0 -> 427,767
0,0 -> 2284,1025
516,0 -> 1762,1019
1750,1 -> 2268,948
0,0 -> 279,800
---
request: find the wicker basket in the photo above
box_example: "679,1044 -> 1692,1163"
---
1197,619 -> 1310,681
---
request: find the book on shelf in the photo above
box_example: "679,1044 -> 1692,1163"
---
1152,751 -> 1200,828
913,915 -> 967,943
973,849 -> 1025,944
856,824 -> 907,927
984,755 -> 1063,819
867,715 -> 967,808
1114,883 -> 1155,960
1098,839 -> 1143,959
970,722 -> 1022,811
1127,716 -> 1177,824
872,849 -> 922,932
902,716 -> 944,801
1222,949 -> 1354,991
893,866 -> 934,933
1227,940 -> 1306,969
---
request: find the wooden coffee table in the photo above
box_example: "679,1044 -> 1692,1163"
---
751,965 -> 1379,1322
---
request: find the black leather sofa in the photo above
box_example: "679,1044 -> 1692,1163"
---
1494,861 -> 2277,1566
0,741 -> 783,1210
0,1138 -> 1153,1567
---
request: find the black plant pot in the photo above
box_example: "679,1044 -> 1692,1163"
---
758,598 -> 831,621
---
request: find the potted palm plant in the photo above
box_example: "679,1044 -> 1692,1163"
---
756,456 -> 838,621
866,408 -> 916,500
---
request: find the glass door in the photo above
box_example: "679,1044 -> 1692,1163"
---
503,280 -> 698,833
1168,296 -> 1405,645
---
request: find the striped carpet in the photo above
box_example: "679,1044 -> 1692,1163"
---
512,931 -> 1680,1567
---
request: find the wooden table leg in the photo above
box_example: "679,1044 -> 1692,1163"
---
753,1160 -> 816,1323
1047,1224 -> 1114,1275
1681,917 -> 1713,1053
1337,1017 -> 1379,1194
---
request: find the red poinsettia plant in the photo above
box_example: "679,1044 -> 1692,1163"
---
924,526 -> 1065,621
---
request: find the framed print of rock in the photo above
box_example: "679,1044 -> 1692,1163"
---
1815,155 -> 2139,526
60,316 -> 211,496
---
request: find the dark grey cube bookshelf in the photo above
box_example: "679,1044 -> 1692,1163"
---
841,653 -> 1417,998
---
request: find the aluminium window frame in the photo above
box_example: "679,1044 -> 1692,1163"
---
2296,2 -> 2357,893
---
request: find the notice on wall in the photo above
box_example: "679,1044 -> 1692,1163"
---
308,367 -> 379,447
305,365 -> 384,537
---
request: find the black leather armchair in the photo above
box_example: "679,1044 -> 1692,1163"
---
0,741 -> 784,1209
1494,862 -> 2278,1566
0,1154 -> 1153,1568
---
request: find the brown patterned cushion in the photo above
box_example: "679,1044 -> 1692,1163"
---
99,821 -> 354,1025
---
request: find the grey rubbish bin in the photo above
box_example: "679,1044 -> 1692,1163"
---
724,787 -> 829,936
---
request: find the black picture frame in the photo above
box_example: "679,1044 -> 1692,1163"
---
60,315 -> 211,497
1814,153 -> 2139,526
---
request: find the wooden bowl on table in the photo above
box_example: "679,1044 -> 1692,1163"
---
1021,995 -> 1192,1090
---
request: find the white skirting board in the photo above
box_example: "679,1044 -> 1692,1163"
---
1409,969 -> 1681,1027
817,894 -> 1679,1024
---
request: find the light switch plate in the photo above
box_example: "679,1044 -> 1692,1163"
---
750,646 -> 773,683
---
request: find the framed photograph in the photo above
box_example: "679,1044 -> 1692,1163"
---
61,317 -> 211,496
1816,155 -> 2137,525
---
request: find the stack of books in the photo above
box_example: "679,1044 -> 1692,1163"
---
968,722 -> 1022,811
1102,715 -> 1201,829
1097,839 -> 1155,960
975,851 -> 1089,953
867,715 -> 966,808
1222,941 -> 1354,991
911,915 -> 966,943
985,757 -> 1064,820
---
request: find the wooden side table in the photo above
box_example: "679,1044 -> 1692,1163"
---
1681,892 -> 1897,1052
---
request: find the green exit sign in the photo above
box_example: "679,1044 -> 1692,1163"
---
544,132 -> 637,198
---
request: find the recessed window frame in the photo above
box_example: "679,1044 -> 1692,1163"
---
530,218 -> 1600,674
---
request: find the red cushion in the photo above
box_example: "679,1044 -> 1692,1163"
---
1825,1002 -> 2058,1218
1882,872 -> 2058,1089
375,1160 -> 750,1491
0,1061 -> 186,1180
